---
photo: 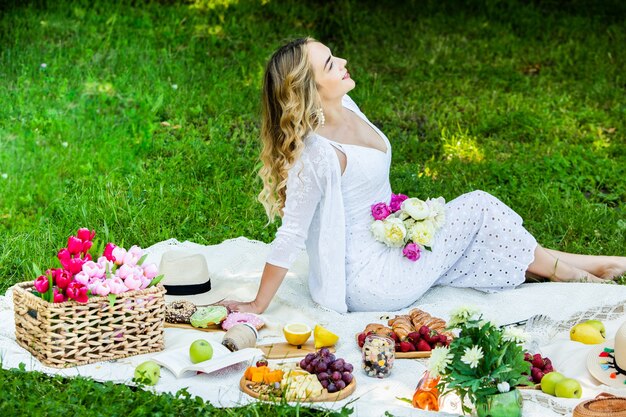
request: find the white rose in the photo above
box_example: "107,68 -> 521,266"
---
370,220 -> 386,243
401,198 -> 431,221
408,220 -> 436,246
383,217 -> 407,247
426,197 -> 446,228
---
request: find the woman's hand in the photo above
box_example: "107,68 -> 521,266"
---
220,299 -> 263,314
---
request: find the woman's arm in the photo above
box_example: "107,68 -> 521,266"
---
221,263 -> 288,314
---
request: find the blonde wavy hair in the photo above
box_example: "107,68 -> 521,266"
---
258,37 -> 324,223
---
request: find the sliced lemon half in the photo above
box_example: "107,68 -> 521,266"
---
283,323 -> 312,346
314,324 -> 339,348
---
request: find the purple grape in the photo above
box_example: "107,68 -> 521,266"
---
320,379 -> 329,389
319,347 -> 330,357
317,371 -> 329,381
328,353 -> 336,362
310,358 -> 320,368
335,380 -> 346,390
327,382 -> 337,393
305,353 -> 316,362
299,359 -> 307,369
343,363 -> 353,373
315,362 -> 328,373
306,364 -> 314,373
331,371 -> 341,382
342,372 -> 353,384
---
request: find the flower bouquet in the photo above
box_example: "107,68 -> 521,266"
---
427,306 -> 532,416
13,228 -> 166,368
370,193 -> 446,261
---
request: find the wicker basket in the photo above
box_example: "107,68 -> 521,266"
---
13,281 -> 166,368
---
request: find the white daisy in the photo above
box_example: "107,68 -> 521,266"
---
428,346 -> 453,378
448,305 -> 480,327
460,345 -> 484,369
502,327 -> 529,344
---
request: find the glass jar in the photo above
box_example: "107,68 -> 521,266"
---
412,370 -> 440,411
361,334 -> 395,378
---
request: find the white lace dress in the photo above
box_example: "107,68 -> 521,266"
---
267,95 -> 538,312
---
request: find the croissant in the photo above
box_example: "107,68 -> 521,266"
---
388,315 -> 414,341
409,308 -> 448,334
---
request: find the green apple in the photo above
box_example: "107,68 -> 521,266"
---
554,377 -> 582,399
570,322 -> 605,344
541,372 -> 565,396
583,320 -> 606,338
189,339 -> 213,364
133,360 -> 161,386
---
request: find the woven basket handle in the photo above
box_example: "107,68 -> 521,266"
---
595,392 -> 616,400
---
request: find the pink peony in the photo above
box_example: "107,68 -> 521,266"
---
371,202 -> 391,220
56,269 -> 73,289
76,228 -> 95,242
402,242 -> 421,262
103,243 -> 116,262
390,193 -> 409,212
53,289 -> 66,303
66,282 -> 89,303
57,248 -> 71,270
34,275 -> 49,293
142,263 -> 158,280
67,236 -> 83,255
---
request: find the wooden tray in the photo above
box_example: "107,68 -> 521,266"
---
240,375 -> 356,402
258,341 -> 335,359
355,333 -> 431,359
164,322 -> 223,332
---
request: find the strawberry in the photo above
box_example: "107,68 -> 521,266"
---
416,339 -> 432,352
407,331 -> 421,344
390,331 -> 399,342
357,332 -> 367,348
256,359 -> 268,367
419,325 -> 430,336
399,341 -> 414,352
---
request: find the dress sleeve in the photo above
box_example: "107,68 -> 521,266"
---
266,149 -> 325,269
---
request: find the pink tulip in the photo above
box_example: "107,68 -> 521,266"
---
108,277 -> 126,294
82,260 -> 104,278
124,274 -> 142,291
34,275 -> 49,293
82,240 -> 93,254
116,264 -> 132,279
112,247 -> 127,266
67,257 -> 85,275
74,271 -> 90,286
76,228 -> 95,242
128,245 -> 144,257
56,269 -> 72,289
139,274 -> 151,289
122,251 -> 140,267
53,289 -> 66,303
57,248 -> 71,270
142,263 -> 158,280
103,243 -> 116,262
67,236 -> 83,255
92,280 -> 111,297
66,282 -> 89,303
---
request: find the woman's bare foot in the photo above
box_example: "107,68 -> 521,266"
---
549,259 -> 606,283
595,256 -> 626,280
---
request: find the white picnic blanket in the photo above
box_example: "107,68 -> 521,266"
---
2,237 -> 626,417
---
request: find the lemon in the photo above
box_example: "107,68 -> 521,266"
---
314,324 -> 339,348
283,323 -> 312,346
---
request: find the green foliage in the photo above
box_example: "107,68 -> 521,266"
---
437,313 -> 531,415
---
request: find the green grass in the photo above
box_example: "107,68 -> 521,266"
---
0,0 -> 624,415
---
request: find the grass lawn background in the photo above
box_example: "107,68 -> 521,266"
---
0,0 -> 624,415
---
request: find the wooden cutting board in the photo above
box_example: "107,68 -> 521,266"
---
240,376 -> 356,402
257,341 -> 335,359
164,322 -> 223,332
354,333 -> 431,359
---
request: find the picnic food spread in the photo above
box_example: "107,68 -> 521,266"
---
165,301 -> 197,324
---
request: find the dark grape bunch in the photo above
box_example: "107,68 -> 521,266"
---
523,352 -> 554,384
299,347 -> 354,393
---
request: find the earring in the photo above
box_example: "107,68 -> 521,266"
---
316,108 -> 325,127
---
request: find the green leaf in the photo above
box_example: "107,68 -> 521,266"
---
147,274 -> 164,288
45,272 -> 54,303
395,396 -> 413,405
108,293 -> 116,308
32,263 -> 42,278
136,253 -> 148,266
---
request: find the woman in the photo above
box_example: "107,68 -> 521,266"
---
223,38 -> 626,314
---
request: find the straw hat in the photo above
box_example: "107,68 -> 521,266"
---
587,321 -> 626,387
159,250 -> 230,306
